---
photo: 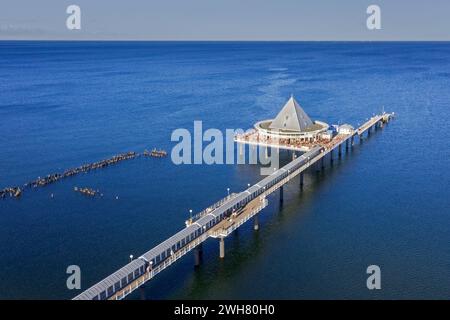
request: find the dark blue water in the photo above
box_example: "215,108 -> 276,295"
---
0,41 -> 449,299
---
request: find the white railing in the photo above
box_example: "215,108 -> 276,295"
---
191,194 -> 238,222
112,234 -> 209,300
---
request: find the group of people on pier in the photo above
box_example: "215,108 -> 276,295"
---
236,131 -> 333,150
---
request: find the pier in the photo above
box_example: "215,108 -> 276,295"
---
73,111 -> 394,300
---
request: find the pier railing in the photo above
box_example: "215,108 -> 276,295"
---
190,193 -> 238,223
111,233 -> 209,300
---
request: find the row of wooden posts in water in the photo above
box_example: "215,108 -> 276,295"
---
74,187 -> 99,197
143,149 -> 168,158
0,149 -> 167,200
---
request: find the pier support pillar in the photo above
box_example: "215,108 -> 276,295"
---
239,143 -> 243,156
254,214 -> 259,231
194,243 -> 203,267
359,135 -> 363,144
351,136 -> 354,146
280,186 -> 284,204
338,144 -> 342,157
219,237 -> 225,259
321,157 -> 325,170
330,150 -> 334,164
299,172 -> 304,189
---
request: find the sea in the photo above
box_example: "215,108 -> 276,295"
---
0,41 -> 449,299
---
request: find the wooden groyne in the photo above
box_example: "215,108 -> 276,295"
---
26,151 -> 139,189
21,151 -> 139,190
143,148 -> 168,158
0,187 -> 22,199
1,149 -> 167,200
74,187 -> 100,197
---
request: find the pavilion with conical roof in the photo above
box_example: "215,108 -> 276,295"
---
254,95 -> 329,142
269,95 -> 314,132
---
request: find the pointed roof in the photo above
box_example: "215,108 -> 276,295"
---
269,96 -> 313,132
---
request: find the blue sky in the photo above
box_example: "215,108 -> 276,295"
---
1,0 -> 449,40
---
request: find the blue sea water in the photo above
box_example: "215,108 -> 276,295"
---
0,41 -> 449,299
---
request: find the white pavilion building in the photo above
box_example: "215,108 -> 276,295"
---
254,95 -> 329,143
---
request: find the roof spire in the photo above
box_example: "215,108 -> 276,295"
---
269,96 -> 313,132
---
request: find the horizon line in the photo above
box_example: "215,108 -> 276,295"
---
1,39 -> 450,42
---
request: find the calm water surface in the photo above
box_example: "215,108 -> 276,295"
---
0,41 -> 449,299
